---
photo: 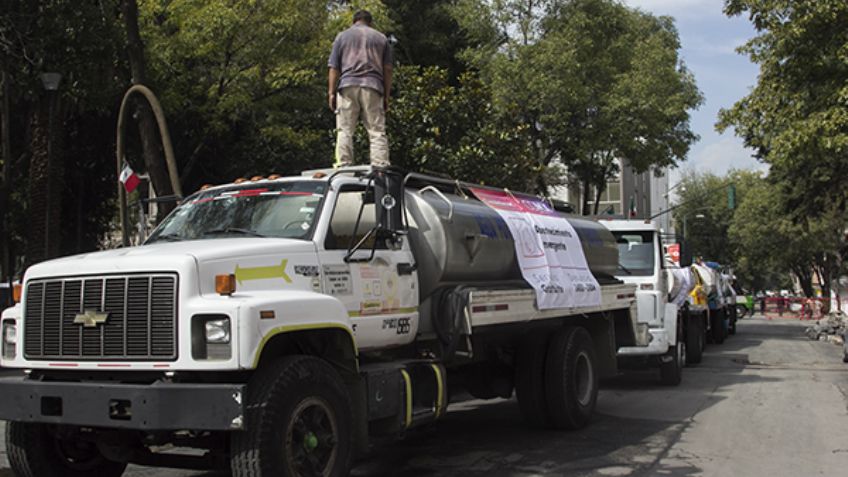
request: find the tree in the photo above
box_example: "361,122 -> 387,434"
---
672,169 -> 760,265
718,0 -> 848,218
454,0 -> 702,208
730,178 -> 846,300
387,66 -> 539,191
0,0 -> 127,270
136,0 -> 390,192
383,0 -> 471,81
122,0 -> 176,220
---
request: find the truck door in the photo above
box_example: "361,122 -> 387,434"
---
317,184 -> 419,350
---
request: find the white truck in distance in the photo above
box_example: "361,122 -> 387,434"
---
599,219 -> 709,385
0,167 -> 643,477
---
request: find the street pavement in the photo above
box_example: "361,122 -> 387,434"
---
1,316 -> 847,476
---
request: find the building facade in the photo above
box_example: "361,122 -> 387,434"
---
552,159 -> 674,235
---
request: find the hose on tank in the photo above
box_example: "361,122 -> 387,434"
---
433,286 -> 472,361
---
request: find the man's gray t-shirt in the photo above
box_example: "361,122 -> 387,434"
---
328,24 -> 392,95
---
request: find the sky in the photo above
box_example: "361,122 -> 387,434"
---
621,0 -> 768,184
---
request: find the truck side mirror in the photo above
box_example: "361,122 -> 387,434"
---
373,169 -> 404,235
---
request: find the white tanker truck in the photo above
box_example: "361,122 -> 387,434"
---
0,167 -> 643,477
598,219 -> 708,385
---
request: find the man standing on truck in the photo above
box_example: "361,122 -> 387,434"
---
328,9 -> 393,168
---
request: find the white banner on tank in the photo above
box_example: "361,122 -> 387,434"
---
469,188 -> 601,310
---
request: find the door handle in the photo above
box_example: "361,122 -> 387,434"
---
397,262 -> 417,275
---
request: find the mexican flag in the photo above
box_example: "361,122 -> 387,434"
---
628,195 -> 637,218
119,163 -> 141,193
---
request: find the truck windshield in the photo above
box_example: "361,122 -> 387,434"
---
146,181 -> 326,243
613,231 -> 656,276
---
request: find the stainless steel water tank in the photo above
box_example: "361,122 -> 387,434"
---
405,188 -> 618,298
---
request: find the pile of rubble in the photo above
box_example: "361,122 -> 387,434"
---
805,310 -> 847,346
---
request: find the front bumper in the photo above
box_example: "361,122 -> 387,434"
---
617,329 -> 670,357
0,377 -> 245,431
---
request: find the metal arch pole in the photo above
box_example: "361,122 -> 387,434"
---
116,84 -> 183,246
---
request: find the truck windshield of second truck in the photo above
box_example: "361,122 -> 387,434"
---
146,180 -> 326,243
613,231 -> 655,276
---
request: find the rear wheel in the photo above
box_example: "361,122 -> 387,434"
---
685,316 -> 704,364
843,334 -> 848,363
231,355 -> 353,477
544,326 -> 598,430
6,422 -> 127,477
711,310 -> 726,344
515,331 -> 552,428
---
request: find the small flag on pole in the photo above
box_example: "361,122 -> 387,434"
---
119,163 -> 141,193
628,196 -> 637,218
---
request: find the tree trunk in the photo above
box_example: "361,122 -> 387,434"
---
792,265 -> 814,298
26,104 -> 48,266
592,181 -> 605,215
581,178 -> 591,216
0,69 -> 11,284
122,0 -> 175,221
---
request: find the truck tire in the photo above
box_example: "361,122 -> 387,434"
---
6,422 -> 127,477
231,355 -> 353,477
685,316 -> 704,365
711,310 -> 725,344
515,331 -> 552,429
660,322 -> 685,386
544,326 -> 598,430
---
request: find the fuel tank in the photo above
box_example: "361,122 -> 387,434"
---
405,188 -> 619,298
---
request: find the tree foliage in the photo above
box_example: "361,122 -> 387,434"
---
718,0 -> 848,218
672,169 -> 759,265
0,0 -> 704,274
388,66 -> 539,191
454,0 -> 702,210
675,169 -> 846,296
0,0 -> 126,274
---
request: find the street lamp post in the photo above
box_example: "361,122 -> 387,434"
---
40,72 -> 61,260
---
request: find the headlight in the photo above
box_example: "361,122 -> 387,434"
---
192,314 -> 232,360
2,321 -> 17,359
3,322 -> 16,344
205,318 -> 231,344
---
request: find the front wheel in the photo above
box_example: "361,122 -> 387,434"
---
660,323 -> 685,386
685,316 -> 704,365
6,422 -> 127,477
231,355 -> 353,477
544,326 -> 599,430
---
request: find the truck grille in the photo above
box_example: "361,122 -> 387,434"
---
23,274 -> 178,361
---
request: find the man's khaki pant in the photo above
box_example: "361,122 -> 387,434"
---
334,86 -> 390,168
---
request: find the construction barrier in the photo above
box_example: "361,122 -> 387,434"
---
756,296 -> 830,321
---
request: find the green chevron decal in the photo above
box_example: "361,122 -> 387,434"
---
234,260 -> 292,284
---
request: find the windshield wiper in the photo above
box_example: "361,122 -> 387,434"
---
202,227 -> 267,238
148,233 -> 183,243
618,264 -> 633,275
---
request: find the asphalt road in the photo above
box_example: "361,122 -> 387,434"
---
1,316 -> 847,477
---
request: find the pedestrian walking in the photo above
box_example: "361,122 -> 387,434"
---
328,10 -> 393,168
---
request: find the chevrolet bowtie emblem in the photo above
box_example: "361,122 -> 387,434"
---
73,310 -> 109,328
